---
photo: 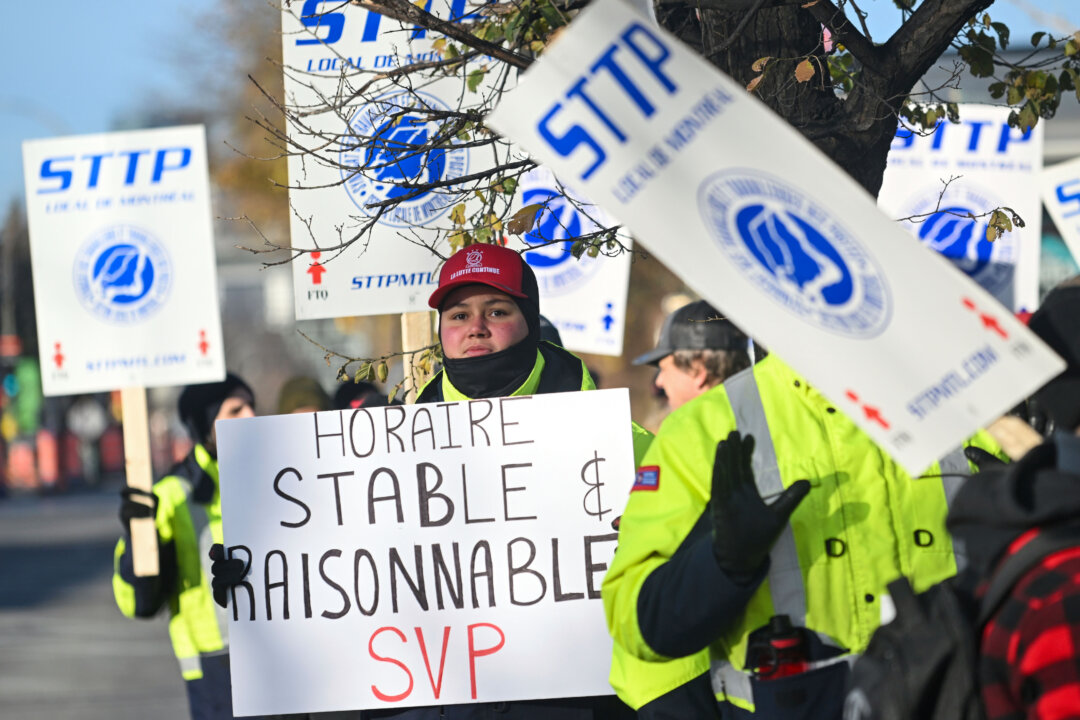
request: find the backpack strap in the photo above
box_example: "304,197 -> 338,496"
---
978,523 -> 1080,626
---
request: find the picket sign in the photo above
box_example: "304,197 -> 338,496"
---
878,104 -> 1044,312
281,1 -> 508,320
22,125 -> 225,575
1041,155 -> 1080,267
218,389 -> 636,715
486,0 -> 1065,474
281,3 -> 633,357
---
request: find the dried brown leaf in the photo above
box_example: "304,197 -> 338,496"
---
507,203 -> 544,234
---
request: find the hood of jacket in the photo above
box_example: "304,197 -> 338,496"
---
947,435 -> 1080,581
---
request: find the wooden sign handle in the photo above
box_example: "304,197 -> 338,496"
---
121,386 -> 159,577
400,311 -> 434,405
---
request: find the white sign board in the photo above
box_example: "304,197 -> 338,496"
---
218,390 -> 635,716
505,167 -> 631,356
282,2 -> 506,319
486,0 -> 1065,473
1041,156 -> 1080,267
878,104 -> 1044,312
21,126 -> 225,396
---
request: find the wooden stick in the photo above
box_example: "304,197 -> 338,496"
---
400,311 -> 434,404
121,386 -> 159,577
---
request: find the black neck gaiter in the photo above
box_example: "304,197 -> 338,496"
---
442,332 -> 539,399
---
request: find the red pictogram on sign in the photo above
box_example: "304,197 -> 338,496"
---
961,296 -> 1009,340
845,390 -> 890,430
307,251 -> 326,285
53,342 -> 65,370
198,330 -> 209,356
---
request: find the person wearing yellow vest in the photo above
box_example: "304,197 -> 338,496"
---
211,244 -> 649,719
611,300 -> 752,719
113,373 -> 258,720
602,353 -> 1006,720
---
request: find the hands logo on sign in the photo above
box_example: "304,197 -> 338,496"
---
72,225 -> 172,324
520,183 -> 603,296
901,184 -> 1015,302
698,169 -> 892,338
340,90 -> 470,228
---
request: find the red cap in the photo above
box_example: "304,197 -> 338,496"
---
428,244 -> 530,309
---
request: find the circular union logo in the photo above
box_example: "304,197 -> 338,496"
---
73,225 -> 172,324
900,183 -> 1015,302
340,90 -> 470,229
520,184 -> 604,297
698,170 -> 892,338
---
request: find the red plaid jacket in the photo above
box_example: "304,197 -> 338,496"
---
981,529 -> 1080,720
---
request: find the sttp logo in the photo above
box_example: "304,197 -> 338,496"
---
519,180 -> 603,296
73,225 -> 172,324
340,90 -> 469,228
295,0 -> 484,45
36,147 -> 192,194
699,169 -> 892,338
900,183 -> 1015,306
536,22 -> 678,182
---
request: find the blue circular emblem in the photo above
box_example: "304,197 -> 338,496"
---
73,225 -> 172,324
900,183 -> 1015,303
519,183 -> 603,296
698,170 -> 892,338
340,90 -> 470,228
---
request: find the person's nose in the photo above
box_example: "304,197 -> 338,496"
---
467,315 -> 490,337
239,405 -> 256,419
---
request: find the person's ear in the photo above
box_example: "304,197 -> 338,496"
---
691,360 -> 710,390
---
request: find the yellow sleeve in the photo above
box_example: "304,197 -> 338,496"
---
603,391 -> 736,662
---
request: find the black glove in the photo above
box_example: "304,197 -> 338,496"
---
710,431 -> 810,580
963,446 -> 1006,472
209,543 -> 247,609
119,487 -> 157,532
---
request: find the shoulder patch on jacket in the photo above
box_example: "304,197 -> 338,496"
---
633,466 -> 660,492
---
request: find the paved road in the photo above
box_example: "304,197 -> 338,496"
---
0,487 -> 189,720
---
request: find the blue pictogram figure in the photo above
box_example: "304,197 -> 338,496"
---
602,302 -> 615,332
735,202 -> 853,308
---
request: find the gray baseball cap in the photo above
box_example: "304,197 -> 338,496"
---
633,300 -> 748,366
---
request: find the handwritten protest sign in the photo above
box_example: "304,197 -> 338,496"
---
218,389 -> 635,715
21,126 -> 225,396
878,104 -> 1044,311
1041,156 -> 1080,267
486,0 -> 1064,473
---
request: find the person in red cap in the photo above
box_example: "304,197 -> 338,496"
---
417,242 -> 600,402
413,243 -> 647,718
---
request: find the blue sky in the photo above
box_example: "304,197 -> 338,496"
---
2,0 -> 1079,210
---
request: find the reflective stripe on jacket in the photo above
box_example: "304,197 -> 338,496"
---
113,443 -> 227,681
602,354 -> 1005,713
